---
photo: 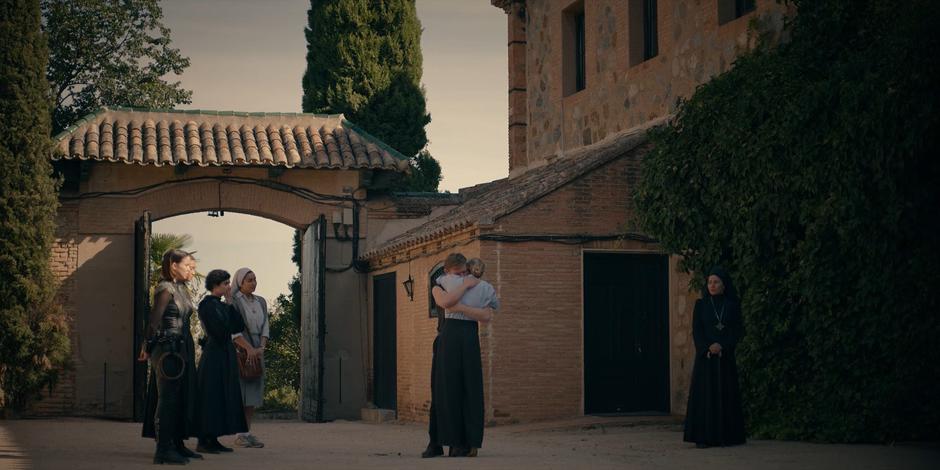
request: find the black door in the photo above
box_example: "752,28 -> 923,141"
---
373,273 -> 397,410
584,252 -> 669,414
132,211 -> 151,422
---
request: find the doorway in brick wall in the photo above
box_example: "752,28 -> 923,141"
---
133,211 -> 310,421
583,252 -> 669,414
372,273 -> 397,411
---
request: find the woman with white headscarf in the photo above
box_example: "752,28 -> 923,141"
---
230,268 -> 269,448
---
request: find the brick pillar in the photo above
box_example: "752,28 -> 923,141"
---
507,1 -> 528,177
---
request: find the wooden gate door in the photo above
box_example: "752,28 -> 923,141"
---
584,252 -> 669,414
132,211 -> 151,422
372,273 -> 397,411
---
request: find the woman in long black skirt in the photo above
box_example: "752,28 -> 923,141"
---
684,266 -> 746,448
430,253 -> 495,457
195,269 -> 248,453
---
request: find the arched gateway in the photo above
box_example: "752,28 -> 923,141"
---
47,107 -> 410,422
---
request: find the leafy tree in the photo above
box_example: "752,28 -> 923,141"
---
263,231 -> 302,410
261,290 -> 302,411
301,0 -> 440,191
0,0 -> 70,413
634,0 -> 940,442
42,0 -> 192,133
404,149 -> 441,193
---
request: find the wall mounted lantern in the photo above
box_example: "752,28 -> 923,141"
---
402,274 -> 415,301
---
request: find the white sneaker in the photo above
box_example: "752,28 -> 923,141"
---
244,434 -> 264,448
248,434 -> 264,449
234,435 -> 252,448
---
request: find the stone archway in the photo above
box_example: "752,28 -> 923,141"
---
44,107 -> 408,420
125,185 -> 332,422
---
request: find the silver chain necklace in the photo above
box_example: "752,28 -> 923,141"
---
709,297 -> 726,331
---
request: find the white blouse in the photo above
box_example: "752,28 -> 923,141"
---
231,291 -> 269,345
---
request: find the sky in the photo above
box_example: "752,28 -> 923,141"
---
155,0 -> 508,302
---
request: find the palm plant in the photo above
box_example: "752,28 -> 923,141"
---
149,233 -> 204,293
149,232 -> 206,360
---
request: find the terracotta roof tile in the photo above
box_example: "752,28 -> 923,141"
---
361,122 -> 659,260
53,107 -> 410,172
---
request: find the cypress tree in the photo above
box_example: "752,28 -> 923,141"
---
302,0 -> 440,191
0,0 -> 70,412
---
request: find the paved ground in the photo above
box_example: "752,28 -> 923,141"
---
0,416 -> 937,470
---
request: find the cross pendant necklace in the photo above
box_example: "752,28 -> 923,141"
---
710,297 -> 726,331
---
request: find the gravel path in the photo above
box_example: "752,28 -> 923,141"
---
0,418 -> 937,470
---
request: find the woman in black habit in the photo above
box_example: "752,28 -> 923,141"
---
684,266 -> 746,448
195,269 -> 248,453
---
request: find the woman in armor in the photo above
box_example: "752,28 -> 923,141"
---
139,249 -> 201,464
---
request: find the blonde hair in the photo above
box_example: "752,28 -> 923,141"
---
467,258 -> 485,278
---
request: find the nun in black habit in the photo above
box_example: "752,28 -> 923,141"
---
195,269 -> 248,453
683,266 -> 746,448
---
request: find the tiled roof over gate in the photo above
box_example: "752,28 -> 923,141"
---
52,107 -> 410,172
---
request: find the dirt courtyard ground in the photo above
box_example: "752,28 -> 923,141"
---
0,416 -> 937,470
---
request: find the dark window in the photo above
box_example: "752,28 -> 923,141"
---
643,0 -> 658,61
428,262 -> 445,319
736,0 -> 756,18
563,1 -> 586,96
718,0 -> 756,25
575,11 -> 586,91
629,0 -> 658,66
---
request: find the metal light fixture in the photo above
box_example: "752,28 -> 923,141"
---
208,182 -> 225,217
402,274 -> 415,301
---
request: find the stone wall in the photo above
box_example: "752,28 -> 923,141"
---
514,0 -> 788,175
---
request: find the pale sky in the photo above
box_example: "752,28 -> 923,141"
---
155,0 -> 507,302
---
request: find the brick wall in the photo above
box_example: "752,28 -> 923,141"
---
373,152 -> 697,424
32,202 -> 80,415
511,0 -> 789,175
369,234 -> 481,423
75,165 -> 356,233
484,153 -> 694,421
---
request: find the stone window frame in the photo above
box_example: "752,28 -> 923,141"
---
562,0 -> 587,96
628,0 -> 659,67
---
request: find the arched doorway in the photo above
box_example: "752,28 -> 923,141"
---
130,196 -> 331,423
137,212 -> 300,420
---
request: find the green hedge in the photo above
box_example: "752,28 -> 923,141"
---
0,0 -> 70,413
635,0 -> 940,442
